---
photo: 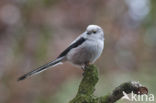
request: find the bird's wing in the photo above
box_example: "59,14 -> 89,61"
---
18,35 -> 86,81
57,37 -> 86,58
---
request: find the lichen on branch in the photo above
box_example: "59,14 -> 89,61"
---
69,65 -> 148,103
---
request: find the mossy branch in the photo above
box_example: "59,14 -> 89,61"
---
69,65 -> 148,103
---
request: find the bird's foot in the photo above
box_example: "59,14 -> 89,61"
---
81,63 -> 91,76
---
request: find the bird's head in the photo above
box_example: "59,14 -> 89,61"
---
85,25 -> 104,40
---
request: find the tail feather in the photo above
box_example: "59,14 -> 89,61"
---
18,57 -> 64,81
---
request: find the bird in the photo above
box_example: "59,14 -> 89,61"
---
18,24 -> 104,81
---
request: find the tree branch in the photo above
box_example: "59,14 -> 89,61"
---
69,65 -> 148,103
98,81 -> 148,103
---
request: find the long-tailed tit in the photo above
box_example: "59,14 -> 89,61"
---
18,25 -> 104,81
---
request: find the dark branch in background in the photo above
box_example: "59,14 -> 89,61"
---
69,65 -> 148,103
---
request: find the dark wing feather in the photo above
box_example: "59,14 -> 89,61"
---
57,37 -> 86,58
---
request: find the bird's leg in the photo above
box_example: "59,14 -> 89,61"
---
81,65 -> 85,71
84,62 -> 90,69
81,62 -> 90,71
81,62 -> 90,76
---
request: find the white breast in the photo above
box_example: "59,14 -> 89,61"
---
66,39 -> 104,66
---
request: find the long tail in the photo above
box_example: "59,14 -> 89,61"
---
18,57 -> 64,81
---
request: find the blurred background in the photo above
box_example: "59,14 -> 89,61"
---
0,0 -> 156,103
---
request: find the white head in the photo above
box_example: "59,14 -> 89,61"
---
85,25 -> 104,40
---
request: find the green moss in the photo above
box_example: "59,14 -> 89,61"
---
69,65 -> 147,103
69,65 -> 99,103
77,65 -> 99,95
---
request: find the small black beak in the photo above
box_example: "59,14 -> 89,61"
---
87,31 -> 92,35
